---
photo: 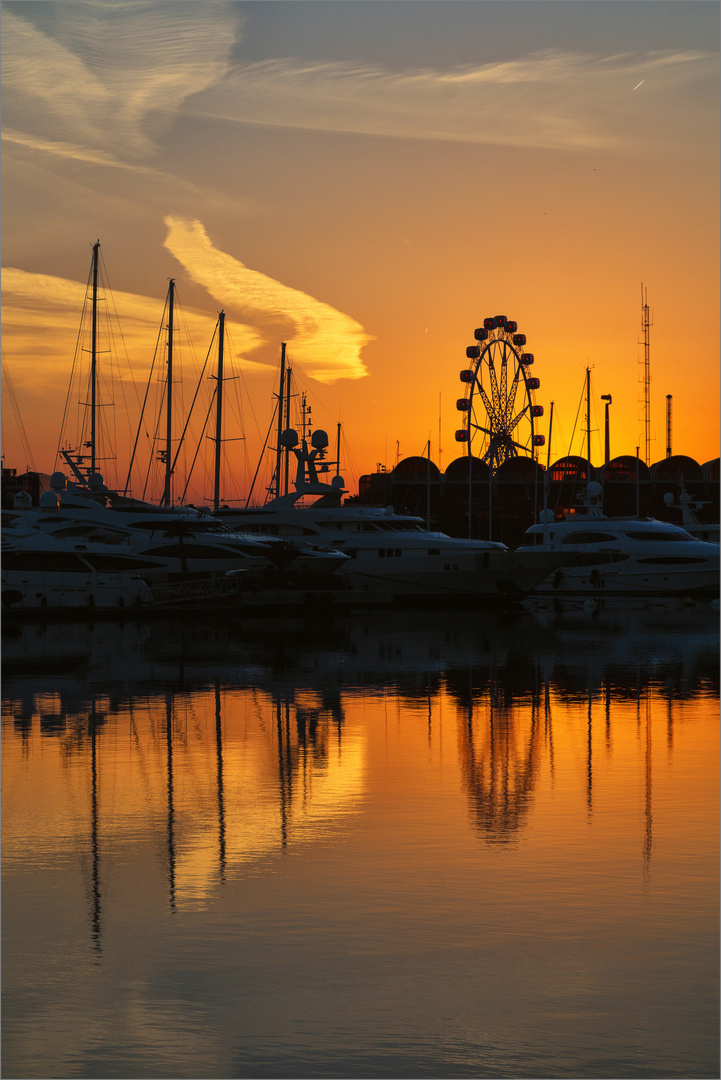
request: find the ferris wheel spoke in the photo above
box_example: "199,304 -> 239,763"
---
488,363 -> 503,419
507,406 -> 530,437
505,369 -> 522,422
499,343 -> 509,414
476,386 -> 495,422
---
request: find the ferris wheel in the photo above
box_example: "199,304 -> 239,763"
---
455,315 -> 545,472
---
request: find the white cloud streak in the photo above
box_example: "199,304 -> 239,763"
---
192,49 -> 718,152
1,2 -> 239,158
163,217 -> 371,383
3,2 -> 716,164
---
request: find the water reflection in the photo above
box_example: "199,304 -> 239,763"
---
2,603 -> 718,1079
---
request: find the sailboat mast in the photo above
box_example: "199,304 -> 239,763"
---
163,279 -> 175,507
585,367 -> 591,472
641,284 -> 652,466
275,343 -> 286,498
213,311 -> 225,511
90,240 -> 100,476
284,365 -> 292,496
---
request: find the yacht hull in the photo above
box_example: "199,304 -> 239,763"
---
1,570 -> 150,611
335,549 -> 566,601
528,565 -> 719,600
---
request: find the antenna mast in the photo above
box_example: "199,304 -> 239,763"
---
641,284 -> 652,466
665,394 -> 672,459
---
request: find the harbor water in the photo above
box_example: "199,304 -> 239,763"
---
2,602 -> 718,1079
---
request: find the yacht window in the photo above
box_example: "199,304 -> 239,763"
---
3,551 -> 90,572
81,554 -> 163,571
566,552 -> 630,566
560,532 -> 618,544
636,556 -> 709,565
142,543 -> 259,559
624,531 -> 692,542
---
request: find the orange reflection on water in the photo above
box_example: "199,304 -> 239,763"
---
2,609 -> 718,1079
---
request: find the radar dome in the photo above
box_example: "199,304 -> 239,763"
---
586,481 -> 602,499
13,491 -> 33,510
331,475 -> 345,489
280,429 -> 299,448
311,429 -> 329,450
88,472 -> 105,489
50,472 -> 67,490
40,491 -> 61,510
663,492 -> 675,506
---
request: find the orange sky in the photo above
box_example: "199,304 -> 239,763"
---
2,2 -> 718,503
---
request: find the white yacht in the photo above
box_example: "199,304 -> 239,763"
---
517,483 -> 719,600
214,475 -> 565,604
1,527 -> 159,611
5,473 -> 348,584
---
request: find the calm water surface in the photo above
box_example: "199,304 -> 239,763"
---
2,602 -> 718,1079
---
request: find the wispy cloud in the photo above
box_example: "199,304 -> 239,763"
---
163,217 -> 371,383
1,267 -> 267,389
1,2 -> 239,158
193,48 -> 718,152
4,3 -> 715,165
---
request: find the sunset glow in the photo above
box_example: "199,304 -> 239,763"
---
2,1 -> 718,496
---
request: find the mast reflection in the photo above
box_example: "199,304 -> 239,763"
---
456,678 -> 544,844
1,604 -> 717,926
88,704 -> 103,954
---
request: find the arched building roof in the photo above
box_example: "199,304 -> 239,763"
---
599,456 -> 651,483
651,456 -> 704,482
444,456 -> 490,480
391,456 -> 441,480
702,458 -> 719,482
548,456 -> 596,483
495,457 -> 545,483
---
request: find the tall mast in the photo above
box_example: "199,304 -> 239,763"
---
585,367 -> 592,472
213,311 -> 225,511
284,362 -> 292,496
665,394 -> 672,459
601,395 -> 612,465
90,240 -> 100,476
546,401 -> 554,470
163,279 -> 175,507
641,284 -> 652,466
275,343 -> 286,498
